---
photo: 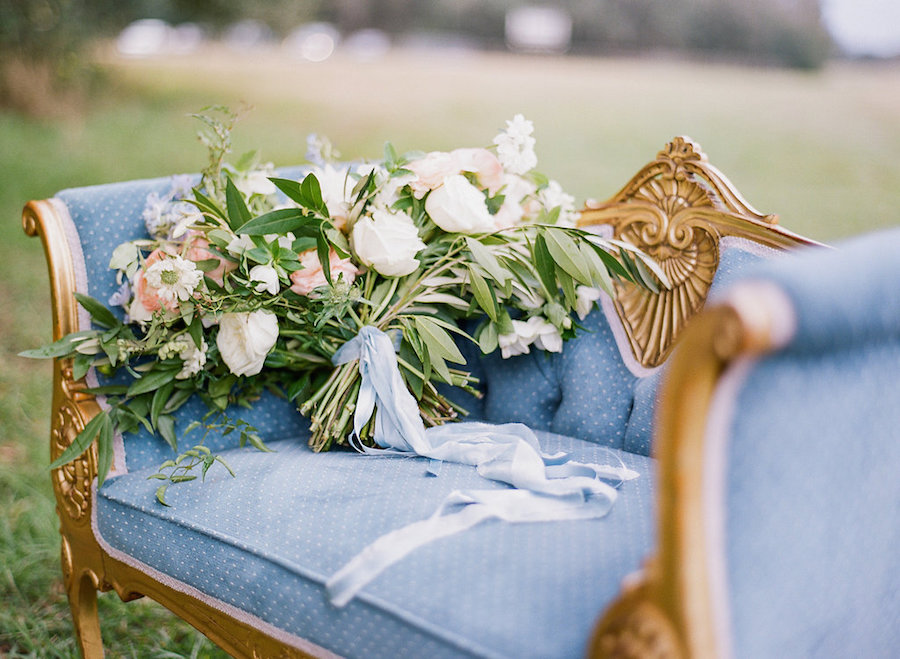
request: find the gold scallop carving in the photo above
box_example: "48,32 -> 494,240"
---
597,601 -> 682,659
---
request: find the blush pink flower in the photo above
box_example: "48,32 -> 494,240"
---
289,248 -> 359,296
406,151 -> 461,198
452,148 -> 505,194
186,231 -> 236,285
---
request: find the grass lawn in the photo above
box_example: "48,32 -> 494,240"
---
1,46 -> 898,656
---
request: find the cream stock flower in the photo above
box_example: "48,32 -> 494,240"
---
351,208 -> 425,277
216,310 -> 279,377
493,114 -> 538,175
425,174 -> 495,234
177,339 -> 208,379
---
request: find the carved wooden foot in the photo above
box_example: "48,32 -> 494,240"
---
62,537 -> 105,658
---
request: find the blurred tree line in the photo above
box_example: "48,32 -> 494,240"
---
1,0 -> 832,116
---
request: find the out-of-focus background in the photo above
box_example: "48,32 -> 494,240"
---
2,1 -> 898,655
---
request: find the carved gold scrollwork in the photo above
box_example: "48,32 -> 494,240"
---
596,601 -> 682,659
60,534 -> 74,583
577,135 -> 807,369
611,173 -> 720,368
51,396 -> 95,524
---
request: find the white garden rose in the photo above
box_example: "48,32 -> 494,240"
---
216,310 -> 279,377
248,264 -> 280,295
425,174 -> 495,234
351,208 -> 426,277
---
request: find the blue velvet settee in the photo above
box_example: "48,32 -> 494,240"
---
25,137 -> 898,658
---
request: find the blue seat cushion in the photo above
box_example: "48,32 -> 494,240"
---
96,431 -> 655,659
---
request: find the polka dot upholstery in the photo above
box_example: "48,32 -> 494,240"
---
477,241 -> 772,457
97,431 -> 655,659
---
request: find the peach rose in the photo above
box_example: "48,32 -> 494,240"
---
289,248 -> 359,296
452,148 -> 505,194
186,230 -> 236,285
406,151 -> 461,198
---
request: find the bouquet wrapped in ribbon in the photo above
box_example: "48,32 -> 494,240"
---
26,108 -> 662,504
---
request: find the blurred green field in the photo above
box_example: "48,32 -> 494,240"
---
1,48 -> 898,656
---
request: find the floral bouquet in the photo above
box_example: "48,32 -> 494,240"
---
26,108 -> 662,502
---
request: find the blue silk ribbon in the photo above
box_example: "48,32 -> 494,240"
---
326,325 -> 638,606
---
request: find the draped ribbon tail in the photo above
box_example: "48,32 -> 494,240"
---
326,488 -> 619,608
325,326 -> 639,608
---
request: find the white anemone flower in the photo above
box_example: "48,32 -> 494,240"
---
497,316 -> 563,359
144,255 -> 203,304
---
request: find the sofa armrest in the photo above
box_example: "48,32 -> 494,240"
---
591,228 -> 900,658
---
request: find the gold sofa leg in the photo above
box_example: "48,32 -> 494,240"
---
61,537 -> 105,658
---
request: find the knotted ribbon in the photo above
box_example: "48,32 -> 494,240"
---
326,325 -> 638,607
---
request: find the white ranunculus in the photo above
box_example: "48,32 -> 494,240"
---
425,174 -> 495,234
216,310 -> 279,377
351,208 -> 425,277
248,264 -> 280,295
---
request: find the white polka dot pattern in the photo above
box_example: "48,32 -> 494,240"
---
98,431 -> 655,658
